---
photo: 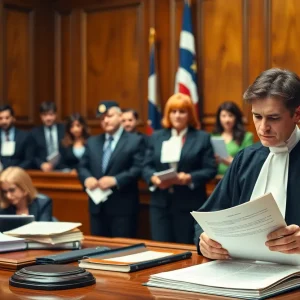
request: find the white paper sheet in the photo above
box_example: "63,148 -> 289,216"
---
1,141 -> 15,156
86,188 -> 113,205
160,137 -> 181,163
191,193 -> 300,265
4,221 -> 81,236
211,137 -> 229,159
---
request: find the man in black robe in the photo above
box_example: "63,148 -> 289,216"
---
195,68 -> 300,259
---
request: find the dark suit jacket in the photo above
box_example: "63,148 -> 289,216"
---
0,193 -> 53,221
77,130 -> 145,216
0,128 -> 34,170
60,145 -> 85,170
31,124 -> 66,170
143,127 -> 217,212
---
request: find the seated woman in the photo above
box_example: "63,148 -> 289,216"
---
143,93 -> 217,244
0,167 -> 53,221
61,113 -> 89,171
213,101 -> 254,175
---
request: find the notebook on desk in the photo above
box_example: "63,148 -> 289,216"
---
79,243 -> 192,273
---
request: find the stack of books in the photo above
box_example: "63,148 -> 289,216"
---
4,222 -> 83,250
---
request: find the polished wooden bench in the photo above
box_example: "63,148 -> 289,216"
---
0,236 -> 298,299
28,171 -> 221,238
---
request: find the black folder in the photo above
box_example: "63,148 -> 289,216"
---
36,246 -> 111,264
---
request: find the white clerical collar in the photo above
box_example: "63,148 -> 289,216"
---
269,126 -> 300,154
171,127 -> 188,138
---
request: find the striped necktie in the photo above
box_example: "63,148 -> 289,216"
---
102,136 -> 114,173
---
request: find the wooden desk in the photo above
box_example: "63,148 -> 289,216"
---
28,171 -> 221,239
0,236 -> 299,300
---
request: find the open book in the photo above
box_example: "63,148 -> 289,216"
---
79,243 -> 192,272
145,260 -> 300,300
4,222 -> 83,245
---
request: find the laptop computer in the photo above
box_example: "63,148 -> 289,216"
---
0,215 -> 35,233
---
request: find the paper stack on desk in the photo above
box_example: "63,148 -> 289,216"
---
4,222 -> 83,245
0,232 -> 27,253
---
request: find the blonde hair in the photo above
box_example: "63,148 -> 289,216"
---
161,93 -> 200,129
0,167 -> 37,209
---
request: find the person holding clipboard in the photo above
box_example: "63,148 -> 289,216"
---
143,93 -> 217,244
212,101 -> 253,175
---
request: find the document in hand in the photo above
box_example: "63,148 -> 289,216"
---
210,137 -> 229,159
153,168 -> 177,181
0,233 -> 26,253
79,243 -> 192,272
4,222 -> 83,245
86,188 -> 112,205
46,151 -> 61,166
145,260 -> 300,300
191,193 -> 300,265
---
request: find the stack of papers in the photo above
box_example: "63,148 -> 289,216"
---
191,193 -> 300,265
4,222 -> 83,245
0,233 -> 26,253
145,260 -> 300,300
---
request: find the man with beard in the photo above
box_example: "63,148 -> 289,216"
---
0,105 -> 33,169
78,101 -> 145,237
122,108 -> 148,146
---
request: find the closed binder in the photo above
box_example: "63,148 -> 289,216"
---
79,243 -> 192,272
36,246 -> 111,264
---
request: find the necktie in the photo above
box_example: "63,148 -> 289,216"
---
5,131 -> 9,141
102,136 -> 114,173
48,126 -> 55,155
250,126 -> 300,217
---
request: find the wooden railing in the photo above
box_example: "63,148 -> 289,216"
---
28,171 -> 221,239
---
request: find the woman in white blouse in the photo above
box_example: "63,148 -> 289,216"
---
143,93 -> 217,244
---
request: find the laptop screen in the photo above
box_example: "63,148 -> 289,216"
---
0,215 -> 35,233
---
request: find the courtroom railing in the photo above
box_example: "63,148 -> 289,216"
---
28,170 -> 221,239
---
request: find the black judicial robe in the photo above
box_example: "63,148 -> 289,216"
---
194,141 -> 300,249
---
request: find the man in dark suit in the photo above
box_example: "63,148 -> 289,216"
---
121,108 -> 149,146
77,101 -> 145,238
0,105 -> 33,169
31,101 -> 65,171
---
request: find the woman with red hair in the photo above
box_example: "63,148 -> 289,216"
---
143,93 -> 217,244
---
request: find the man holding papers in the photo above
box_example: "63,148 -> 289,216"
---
195,68 -> 300,259
78,101 -> 144,238
143,93 -> 216,244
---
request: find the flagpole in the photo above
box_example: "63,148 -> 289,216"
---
149,27 -> 156,48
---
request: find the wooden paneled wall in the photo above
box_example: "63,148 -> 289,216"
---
1,0 -> 300,134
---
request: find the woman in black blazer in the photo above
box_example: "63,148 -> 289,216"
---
0,167 -> 53,221
143,93 -> 217,244
61,113 -> 90,171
